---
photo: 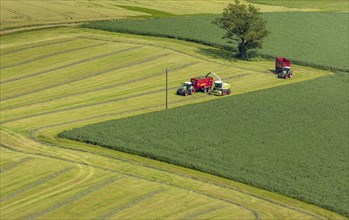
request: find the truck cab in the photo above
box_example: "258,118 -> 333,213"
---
278,66 -> 293,79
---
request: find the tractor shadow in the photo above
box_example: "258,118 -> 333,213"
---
197,47 -> 237,62
269,69 -> 277,74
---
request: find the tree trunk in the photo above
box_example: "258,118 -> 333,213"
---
238,40 -> 248,59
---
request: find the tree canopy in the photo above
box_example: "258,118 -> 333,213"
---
214,0 -> 269,59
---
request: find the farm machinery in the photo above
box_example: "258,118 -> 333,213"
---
275,57 -> 293,79
177,72 -> 231,96
177,82 -> 196,96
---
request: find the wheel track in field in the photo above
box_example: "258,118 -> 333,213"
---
19,1 -> 74,20
0,166 -> 75,203
1,61 -> 198,111
182,206 -> 224,220
0,143 -> 97,213
2,7 -> 33,21
0,38 -> 76,56
1,164 -> 93,213
96,189 -> 166,220
0,52 -> 170,101
0,157 -> 33,173
23,177 -> 120,220
1,46 -> 143,84
0,128 -> 99,210
0,42 -> 106,70
0,143 -> 260,220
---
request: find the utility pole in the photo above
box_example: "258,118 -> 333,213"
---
166,67 -> 168,110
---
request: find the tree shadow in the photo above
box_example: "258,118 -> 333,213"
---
197,47 -> 237,62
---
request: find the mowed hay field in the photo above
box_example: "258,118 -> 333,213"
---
0,27 -> 344,219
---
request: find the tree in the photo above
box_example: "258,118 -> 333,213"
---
214,0 -> 269,59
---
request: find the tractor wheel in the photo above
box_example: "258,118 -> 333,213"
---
184,90 -> 188,96
190,89 -> 195,95
227,89 -> 231,95
222,91 -> 226,96
284,75 -> 288,79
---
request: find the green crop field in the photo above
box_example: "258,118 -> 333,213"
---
85,12 -> 349,72
60,72 -> 349,216
1,27 -> 343,219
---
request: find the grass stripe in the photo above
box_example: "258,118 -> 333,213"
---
182,206 -> 223,220
1,46 -> 142,84
0,38 -> 76,56
0,52 -> 170,101
0,167 -> 75,202
97,189 -> 166,220
0,62 -> 198,122
24,177 -> 120,220
2,141 -> 259,220
0,42 -> 106,70
0,157 -> 33,173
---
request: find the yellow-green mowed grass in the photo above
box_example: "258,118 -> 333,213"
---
0,27 -> 344,219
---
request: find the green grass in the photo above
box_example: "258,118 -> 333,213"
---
1,27 -> 342,219
115,5 -> 175,18
60,72 -> 349,216
84,12 -> 349,72
246,0 -> 349,11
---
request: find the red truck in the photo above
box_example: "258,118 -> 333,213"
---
190,75 -> 213,93
275,57 -> 293,79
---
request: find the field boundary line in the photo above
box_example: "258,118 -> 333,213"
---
0,166 -> 75,203
1,46 -> 143,84
0,42 -> 106,70
0,53 -> 170,102
0,23 -> 85,36
23,177 -> 120,220
0,38 -> 76,56
0,157 -> 33,173
97,189 -> 166,220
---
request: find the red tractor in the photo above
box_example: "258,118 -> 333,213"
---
275,57 -> 293,79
